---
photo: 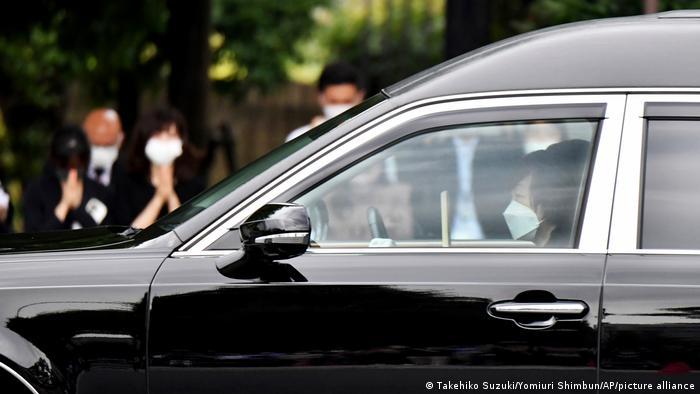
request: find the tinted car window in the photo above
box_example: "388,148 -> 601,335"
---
295,119 -> 597,248
641,119 -> 700,249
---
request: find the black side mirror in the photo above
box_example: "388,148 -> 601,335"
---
216,203 -> 310,280
239,203 -> 310,259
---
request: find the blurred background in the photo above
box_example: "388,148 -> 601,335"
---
0,0 -> 697,230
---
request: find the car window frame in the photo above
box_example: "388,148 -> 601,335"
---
609,94 -> 700,254
174,92 -> 626,257
282,108 -> 604,250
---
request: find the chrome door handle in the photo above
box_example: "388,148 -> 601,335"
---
489,301 -> 587,315
488,299 -> 589,330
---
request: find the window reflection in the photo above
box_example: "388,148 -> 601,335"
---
296,120 -> 597,248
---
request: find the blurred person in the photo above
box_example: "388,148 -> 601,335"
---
397,128 -> 523,241
503,139 -> 591,247
0,168 -> 13,233
23,126 -> 113,232
83,108 -> 124,187
286,62 -> 366,141
114,107 -> 204,228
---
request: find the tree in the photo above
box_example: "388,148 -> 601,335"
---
294,0 -> 444,95
445,0 -> 490,60
210,0 -> 326,97
525,0 -> 700,28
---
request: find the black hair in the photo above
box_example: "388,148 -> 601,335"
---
318,62 -> 365,92
50,125 -> 90,170
126,107 -> 200,181
516,139 -> 591,246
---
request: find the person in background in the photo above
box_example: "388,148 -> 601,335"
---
286,62 -> 366,141
113,107 -> 204,228
83,108 -> 124,188
23,126 -> 112,232
0,167 -> 13,233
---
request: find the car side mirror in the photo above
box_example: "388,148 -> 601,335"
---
239,203 -> 311,259
216,203 -> 310,280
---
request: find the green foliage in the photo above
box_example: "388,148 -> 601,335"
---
211,0 -> 328,97
0,15 -> 69,178
527,0 -> 700,28
0,0 -> 168,109
295,0 -> 445,94
0,20 -> 69,109
54,0 -> 169,102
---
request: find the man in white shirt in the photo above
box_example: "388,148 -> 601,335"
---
82,108 -> 124,187
286,62 -> 366,142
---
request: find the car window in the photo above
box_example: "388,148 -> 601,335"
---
153,94 -> 386,232
294,119 -> 598,248
641,119 -> 700,249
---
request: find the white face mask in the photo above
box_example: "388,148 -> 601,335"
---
502,200 -> 541,240
90,145 -> 120,169
0,182 -> 9,210
322,104 -> 353,119
145,137 -> 183,166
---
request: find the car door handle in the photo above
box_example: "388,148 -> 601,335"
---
489,301 -> 587,315
488,299 -> 589,330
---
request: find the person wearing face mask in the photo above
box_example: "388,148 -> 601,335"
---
112,107 -> 204,228
286,62 -> 366,142
502,139 -> 591,247
23,126 -> 113,232
83,108 -> 124,188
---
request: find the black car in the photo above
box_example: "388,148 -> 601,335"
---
3,11 -> 700,394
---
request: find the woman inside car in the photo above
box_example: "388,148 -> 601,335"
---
502,139 -> 591,247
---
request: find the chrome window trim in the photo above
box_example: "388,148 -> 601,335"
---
306,248 -> 598,255
609,249 -> 700,256
0,361 -> 40,394
172,248 -> 601,257
178,89 -> 630,256
609,94 -> 700,254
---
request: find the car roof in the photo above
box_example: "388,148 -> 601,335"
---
384,11 -> 700,100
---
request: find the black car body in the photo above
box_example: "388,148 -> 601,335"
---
3,11 -> 700,393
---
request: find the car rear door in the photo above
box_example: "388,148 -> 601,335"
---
603,94 -> 700,390
148,94 -> 625,394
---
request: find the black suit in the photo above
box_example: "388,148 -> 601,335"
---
23,165 -> 113,232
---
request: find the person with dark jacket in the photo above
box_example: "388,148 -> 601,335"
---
112,107 -> 204,228
23,126 -> 113,232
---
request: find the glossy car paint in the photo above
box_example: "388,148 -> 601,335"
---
601,254 -> 700,386
599,95 -> 700,387
0,233 -> 179,394
386,12 -> 700,101
149,252 -> 603,393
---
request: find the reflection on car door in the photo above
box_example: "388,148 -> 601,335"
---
147,95 -> 624,394
603,97 -> 700,388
